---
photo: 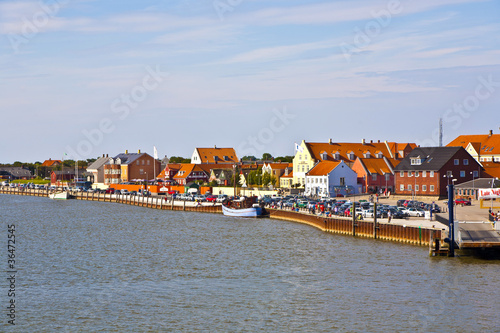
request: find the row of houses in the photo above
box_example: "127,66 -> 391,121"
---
36,130 -> 500,198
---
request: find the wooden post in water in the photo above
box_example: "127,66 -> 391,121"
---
373,202 -> 377,239
352,202 -> 356,236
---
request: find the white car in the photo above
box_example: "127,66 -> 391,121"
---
404,207 -> 425,217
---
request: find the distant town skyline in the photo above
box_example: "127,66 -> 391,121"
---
1,0 -> 499,163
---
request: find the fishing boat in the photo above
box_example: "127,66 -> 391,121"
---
222,196 -> 266,218
49,191 -> 69,200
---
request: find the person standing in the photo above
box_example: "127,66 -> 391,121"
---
387,209 -> 392,223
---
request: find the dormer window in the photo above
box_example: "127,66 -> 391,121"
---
333,151 -> 340,160
376,152 -> 383,158
410,156 -> 423,165
321,152 -> 328,160
363,151 -> 371,158
348,152 -> 355,160
109,158 -> 114,165
224,156 -> 229,161
116,158 -> 121,165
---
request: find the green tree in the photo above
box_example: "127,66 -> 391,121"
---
273,156 -> 294,163
169,156 -> 191,163
242,155 -> 257,161
262,153 -> 273,160
262,172 -> 271,186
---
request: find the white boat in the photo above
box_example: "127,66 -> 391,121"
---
49,191 -> 69,200
222,204 -> 263,217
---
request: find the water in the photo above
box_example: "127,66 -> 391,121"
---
1,194 -> 500,332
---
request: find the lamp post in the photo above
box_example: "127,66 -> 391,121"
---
470,171 -> 476,200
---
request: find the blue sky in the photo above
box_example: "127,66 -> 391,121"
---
1,0 -> 500,163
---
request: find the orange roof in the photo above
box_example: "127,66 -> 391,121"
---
264,163 -> 293,170
359,158 -> 393,175
41,159 -> 62,167
307,161 -> 341,176
482,162 -> 500,178
195,147 -> 238,164
447,133 -> 500,155
305,142 -> 404,162
173,164 -> 210,179
281,171 -> 293,178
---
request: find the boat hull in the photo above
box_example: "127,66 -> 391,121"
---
222,205 -> 262,217
49,192 -> 69,200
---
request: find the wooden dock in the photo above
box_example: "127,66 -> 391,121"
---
1,187 -> 445,248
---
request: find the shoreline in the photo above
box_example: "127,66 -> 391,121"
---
0,187 -> 446,248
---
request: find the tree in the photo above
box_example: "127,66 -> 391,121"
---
262,153 -> 273,161
262,172 -> 271,186
169,156 -> 190,163
241,156 -> 257,161
273,156 -> 294,163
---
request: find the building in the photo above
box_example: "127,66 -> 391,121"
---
304,160 -> 359,197
86,155 -> 111,184
41,159 -> 62,167
0,167 -> 32,180
279,169 -> 294,189
351,157 -> 399,194
454,178 -> 500,200
173,164 -> 210,186
394,146 -> 483,198
447,130 -> 500,163
157,163 -> 182,183
261,163 -> 293,188
191,147 -> 238,164
293,139 -> 417,188
104,150 -> 161,185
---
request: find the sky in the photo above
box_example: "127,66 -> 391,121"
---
1,0 -> 500,163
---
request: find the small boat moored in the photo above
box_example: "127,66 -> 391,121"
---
49,191 -> 69,200
222,196 -> 266,218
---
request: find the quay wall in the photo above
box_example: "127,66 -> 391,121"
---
0,187 -> 441,246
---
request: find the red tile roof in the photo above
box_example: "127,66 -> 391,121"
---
307,161 -> 341,176
447,134 -> 500,155
195,148 -> 238,164
41,159 -> 62,167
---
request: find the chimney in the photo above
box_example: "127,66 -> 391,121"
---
138,149 -> 141,153
370,140 -> 373,143
125,150 -> 128,154
102,154 -> 105,157
214,145 -> 217,149
106,154 -> 108,157
378,140 -> 380,143
328,138 -> 332,144
362,139 -> 365,145
489,130 -> 493,136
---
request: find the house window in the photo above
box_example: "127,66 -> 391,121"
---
140,169 -> 144,174
415,185 -> 419,191
142,160 -> 145,165
340,177 -> 345,186
372,174 -> 377,181
430,171 -> 434,177
385,174 -> 390,181
430,185 -> 435,192
408,171 -> 413,177
147,160 -> 150,165
415,171 -> 419,177
400,184 -> 404,191
408,184 -> 412,191
463,159 -> 469,165
422,171 -> 427,177
422,185 -> 427,191
454,159 -> 459,165
136,161 -> 140,165
400,171 -> 404,177
460,171 -> 465,177
473,170 -> 479,177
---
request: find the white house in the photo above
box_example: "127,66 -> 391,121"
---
305,160 -> 359,197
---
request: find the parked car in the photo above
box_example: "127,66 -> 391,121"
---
455,198 -> 471,206
362,208 -> 380,218
216,195 -> 228,203
404,207 -> 425,217
105,188 -> 115,194
206,195 -> 218,202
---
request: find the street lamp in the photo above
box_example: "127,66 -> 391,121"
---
470,171 -> 476,200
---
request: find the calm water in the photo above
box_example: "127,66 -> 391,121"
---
1,194 -> 500,332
